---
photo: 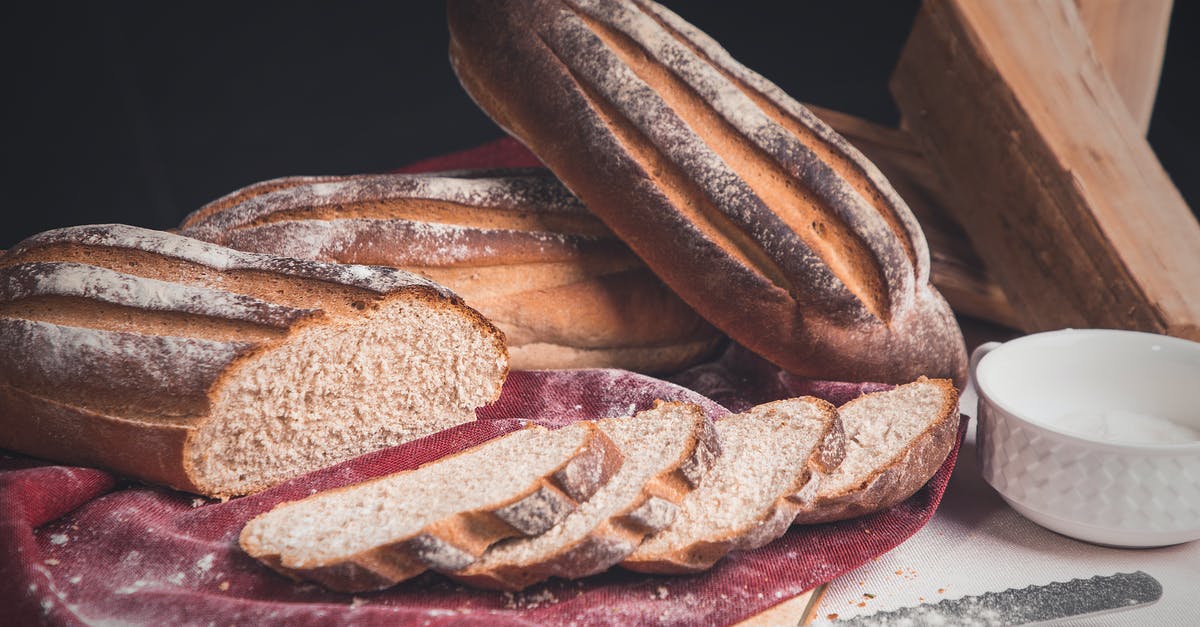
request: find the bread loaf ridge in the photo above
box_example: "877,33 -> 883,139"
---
179,169 -> 723,374
447,0 -> 968,384
0,224 -> 508,497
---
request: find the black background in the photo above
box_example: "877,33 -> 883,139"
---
3,2 -> 1197,249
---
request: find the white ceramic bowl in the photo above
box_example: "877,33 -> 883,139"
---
972,329 -> 1200,547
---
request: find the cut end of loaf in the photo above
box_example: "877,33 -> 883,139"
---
793,377 -> 959,524
624,396 -> 840,573
453,402 -> 710,589
187,294 -> 507,496
240,421 -> 621,591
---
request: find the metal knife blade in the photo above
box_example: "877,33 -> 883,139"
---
833,571 -> 1162,626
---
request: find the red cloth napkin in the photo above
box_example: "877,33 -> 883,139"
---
0,139 -> 966,626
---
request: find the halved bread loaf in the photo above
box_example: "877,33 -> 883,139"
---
178,170 -> 723,374
447,0 -> 968,385
0,224 -> 508,497
450,401 -> 720,590
622,397 -> 844,574
793,378 -> 960,524
240,421 -> 623,592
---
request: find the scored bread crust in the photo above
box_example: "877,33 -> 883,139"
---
446,0 -> 968,385
449,402 -> 721,590
178,170 -> 723,374
0,224 -> 508,497
240,423 -> 624,593
793,378 -> 961,524
622,397 -> 844,574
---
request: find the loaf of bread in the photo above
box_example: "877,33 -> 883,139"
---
447,0 -> 968,385
239,421 -> 622,592
0,224 -> 508,497
450,401 -> 719,590
179,169 -> 723,374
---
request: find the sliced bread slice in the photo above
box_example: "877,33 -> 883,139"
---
793,378 -> 960,524
450,401 -> 721,590
239,421 -> 623,592
622,397 -> 844,574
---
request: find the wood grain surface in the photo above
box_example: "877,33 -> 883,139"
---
891,0 -> 1200,339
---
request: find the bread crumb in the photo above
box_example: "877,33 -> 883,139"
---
191,498 -> 206,508
44,559 -> 60,566
68,576 -> 82,585
219,581 -> 230,591
651,586 -> 669,600
350,597 -> 367,608
503,589 -> 559,609
49,534 -> 69,546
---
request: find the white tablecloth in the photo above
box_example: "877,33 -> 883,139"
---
810,385 -> 1200,625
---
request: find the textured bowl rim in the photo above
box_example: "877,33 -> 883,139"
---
975,329 -> 1200,453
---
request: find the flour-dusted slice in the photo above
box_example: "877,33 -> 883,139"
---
0,224 -> 508,497
239,421 -> 623,592
622,397 -> 844,574
793,378 -> 959,524
451,402 -> 720,590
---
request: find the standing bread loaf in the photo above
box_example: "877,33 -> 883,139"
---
0,224 -> 508,497
180,169 -> 723,374
447,0 -> 968,385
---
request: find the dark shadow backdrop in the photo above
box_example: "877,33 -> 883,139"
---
2,1 -> 1197,248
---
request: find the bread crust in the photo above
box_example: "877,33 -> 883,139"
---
621,397 -> 843,574
240,423 -> 624,592
449,403 -> 720,590
0,224 -> 508,497
446,0 -> 968,384
792,378 -> 961,524
179,170 -> 723,373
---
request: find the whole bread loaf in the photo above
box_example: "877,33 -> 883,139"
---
179,170 -> 723,374
0,224 -> 508,497
447,0 -> 968,385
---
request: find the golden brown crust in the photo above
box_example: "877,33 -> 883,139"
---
446,0 -> 968,385
0,383 -> 202,493
179,171 -> 723,374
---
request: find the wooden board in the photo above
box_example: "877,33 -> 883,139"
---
736,584 -> 826,626
890,0 -> 1200,340
1074,0 -> 1173,134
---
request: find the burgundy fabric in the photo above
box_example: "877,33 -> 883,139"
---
0,140 -> 966,625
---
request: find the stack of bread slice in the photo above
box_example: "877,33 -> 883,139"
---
240,378 -> 958,591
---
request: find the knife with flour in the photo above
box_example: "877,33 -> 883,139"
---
825,571 -> 1162,626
